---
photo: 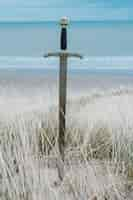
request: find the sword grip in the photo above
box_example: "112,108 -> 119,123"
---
61,27 -> 67,50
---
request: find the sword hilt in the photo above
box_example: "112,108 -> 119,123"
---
44,17 -> 83,60
60,17 -> 69,50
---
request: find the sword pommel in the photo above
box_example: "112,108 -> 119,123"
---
60,17 -> 69,27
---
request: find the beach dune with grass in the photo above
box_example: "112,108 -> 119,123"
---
0,66 -> 132,199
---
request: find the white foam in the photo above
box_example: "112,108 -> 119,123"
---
0,56 -> 133,69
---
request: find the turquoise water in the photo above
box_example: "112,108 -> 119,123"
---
0,21 -> 133,81
0,20 -> 133,57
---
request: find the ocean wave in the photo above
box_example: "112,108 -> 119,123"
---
0,56 -> 133,69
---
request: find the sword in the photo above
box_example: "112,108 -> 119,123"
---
44,17 -> 83,180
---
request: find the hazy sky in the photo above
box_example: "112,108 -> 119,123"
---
0,0 -> 132,21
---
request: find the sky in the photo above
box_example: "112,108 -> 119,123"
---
0,0 -> 132,21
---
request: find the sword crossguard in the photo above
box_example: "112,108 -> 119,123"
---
44,51 -> 83,59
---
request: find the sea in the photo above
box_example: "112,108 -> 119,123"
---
0,21 -> 133,116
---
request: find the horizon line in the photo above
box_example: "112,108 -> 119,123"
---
0,19 -> 132,24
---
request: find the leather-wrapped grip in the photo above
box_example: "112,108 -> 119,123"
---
61,27 -> 67,50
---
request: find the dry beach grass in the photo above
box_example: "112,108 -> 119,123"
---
0,88 -> 133,199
